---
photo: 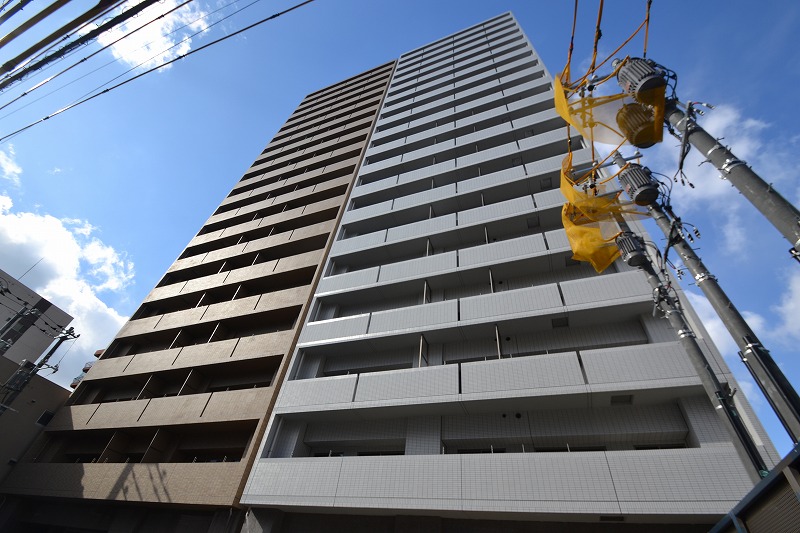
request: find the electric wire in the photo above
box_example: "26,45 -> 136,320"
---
53,336 -> 77,368
0,299 -> 58,338
0,287 -> 71,332
0,0 -> 34,26
0,0 -> 259,121
0,0 -> 316,144
0,0 -> 125,85
68,0 -> 265,106
0,0 -> 197,113
0,0 -> 125,77
0,0 -> 183,93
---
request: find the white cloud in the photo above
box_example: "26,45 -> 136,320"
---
82,238 -> 135,292
0,144 -> 22,186
684,291 -> 764,409
0,193 -> 132,389
95,0 -> 210,71
770,269 -> 800,346
685,291 -> 738,359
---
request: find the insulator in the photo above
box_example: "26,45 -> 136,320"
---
615,57 -> 667,106
616,232 -> 648,267
618,163 -> 659,206
616,103 -> 656,149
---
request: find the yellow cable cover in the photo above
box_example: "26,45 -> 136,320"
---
555,75 -> 665,148
559,153 -> 648,272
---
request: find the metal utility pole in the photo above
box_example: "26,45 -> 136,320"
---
611,151 -> 800,445
0,326 -> 78,416
613,224 -> 769,480
664,101 -> 800,261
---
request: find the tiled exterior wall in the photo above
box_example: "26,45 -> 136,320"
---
0,63 -> 396,532
240,12 -> 777,531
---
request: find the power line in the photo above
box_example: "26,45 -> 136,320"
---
0,286 -> 70,332
0,0 -> 259,119
67,0 -> 265,106
0,0 -> 165,92
0,0 -> 317,144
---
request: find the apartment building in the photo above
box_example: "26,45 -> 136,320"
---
0,11 -> 779,533
239,13 -> 778,533
0,63 -> 394,532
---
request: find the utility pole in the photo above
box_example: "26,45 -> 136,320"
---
614,60 -> 800,262
611,151 -> 800,445
613,224 -> 769,480
664,101 -> 800,262
0,327 -> 79,416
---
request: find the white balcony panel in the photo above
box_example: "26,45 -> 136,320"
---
608,447 -> 751,514
461,352 -> 585,395
397,160 -> 457,186
277,375 -> 357,408
459,234 -> 546,268
582,342 -> 698,386
378,251 -> 457,283
330,230 -> 387,256
299,314 -> 370,344
460,453 -> 619,513
456,142 -> 520,170
458,196 -> 534,226
386,213 -> 456,243
244,448 -> 749,515
560,271 -> 651,307
544,228 -> 570,251
334,455 -> 462,510
534,188 -> 566,210
392,183 -> 456,211
354,365 -> 459,402
368,300 -> 458,334
460,284 -> 562,321
515,128 -> 565,152
243,458 -> 341,507
523,149 -> 590,179
457,166 -> 527,194
316,267 -> 380,294
341,200 -> 393,224
351,176 -> 399,198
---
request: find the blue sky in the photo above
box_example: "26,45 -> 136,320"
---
0,0 -> 797,456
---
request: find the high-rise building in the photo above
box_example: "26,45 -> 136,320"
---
0,63 -> 394,531
239,12 -> 778,533
0,11 -> 778,533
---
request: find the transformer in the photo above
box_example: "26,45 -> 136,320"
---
616,232 -> 648,267
616,103 -> 657,149
618,163 -> 659,206
615,57 -> 667,106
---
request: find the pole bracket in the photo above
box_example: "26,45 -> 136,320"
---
695,272 -> 717,284
720,157 -> 747,177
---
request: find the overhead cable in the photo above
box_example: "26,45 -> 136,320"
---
1,0 -> 125,75
0,0 -> 164,91
0,0 -> 36,28
0,0 -> 316,144
0,0 -> 254,116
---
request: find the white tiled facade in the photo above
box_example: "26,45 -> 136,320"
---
241,13 -> 777,531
